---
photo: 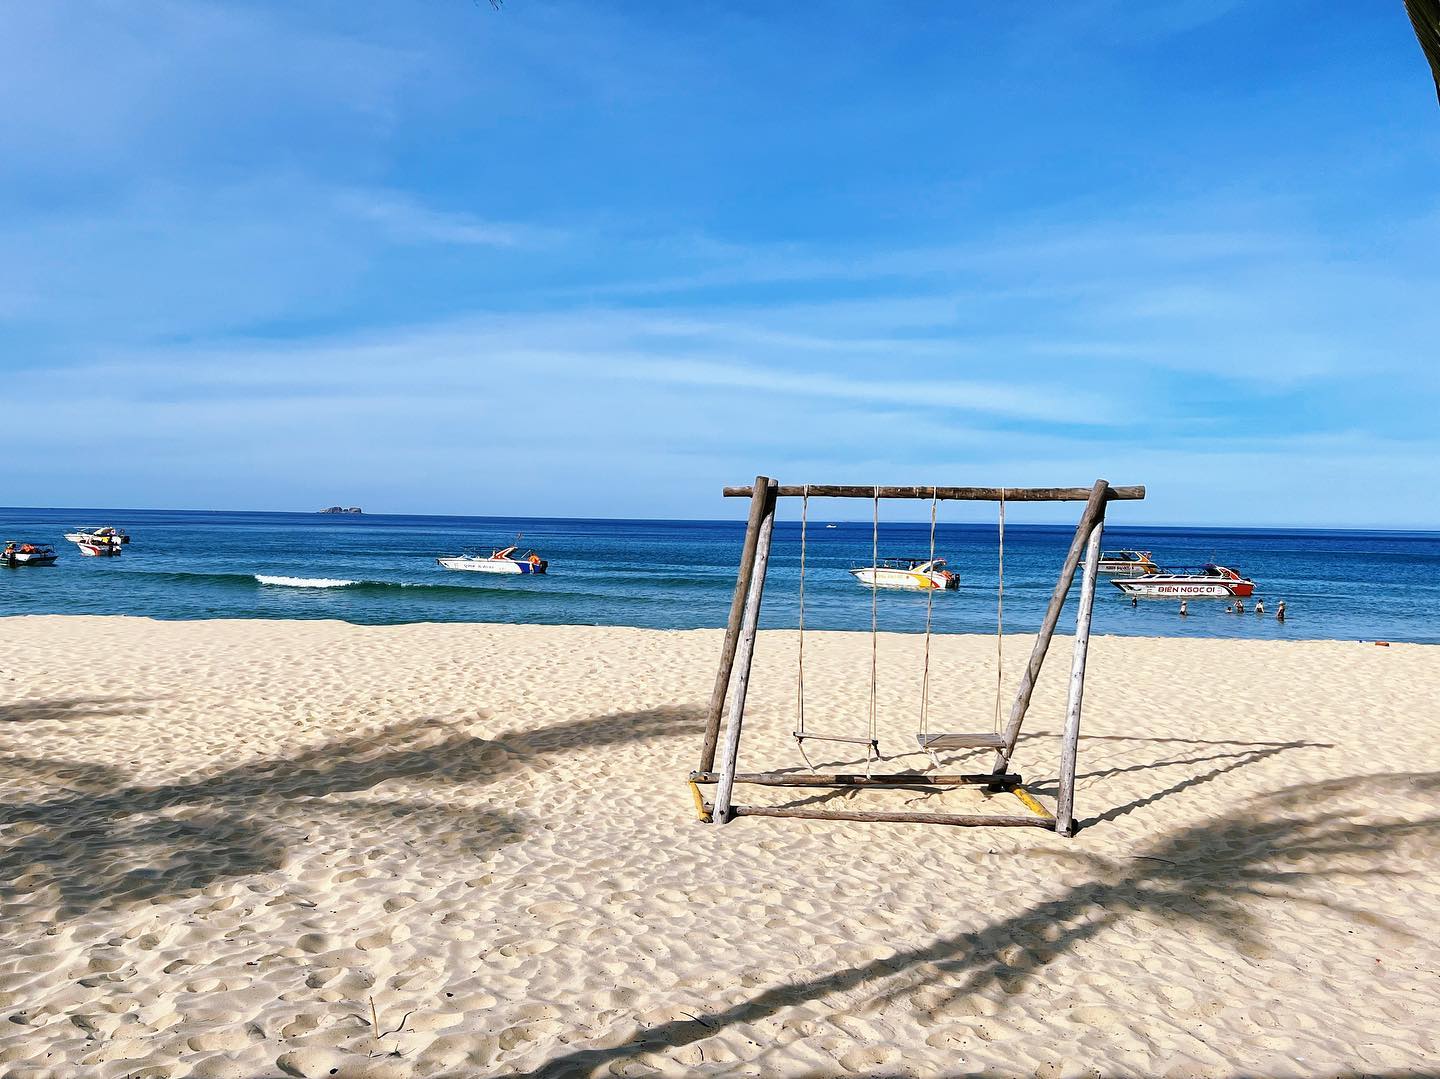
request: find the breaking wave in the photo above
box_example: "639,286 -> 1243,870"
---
254,575 -> 357,589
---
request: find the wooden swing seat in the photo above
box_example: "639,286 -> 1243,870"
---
916,732 -> 1007,750
793,731 -> 878,746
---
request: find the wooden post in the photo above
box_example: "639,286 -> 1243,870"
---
711,479 -> 778,824
1055,516 -> 1104,835
699,475 -> 771,773
992,479 -> 1110,774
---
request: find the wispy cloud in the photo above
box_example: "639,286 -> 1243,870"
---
335,189 -> 558,249
13,306 -> 1112,425
1,2 -> 1436,524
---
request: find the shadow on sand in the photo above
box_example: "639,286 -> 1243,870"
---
0,704 -> 697,918
748,731 -> 1333,826
0,695 -> 157,724
513,770 -> 1440,1078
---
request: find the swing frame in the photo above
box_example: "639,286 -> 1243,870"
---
691,477 -> 1145,837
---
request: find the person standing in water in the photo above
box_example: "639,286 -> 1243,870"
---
1276,600 -> 1286,622
1179,600 -> 1189,617
1255,600 -> 1265,615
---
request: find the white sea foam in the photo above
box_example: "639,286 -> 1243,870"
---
254,575 -> 356,589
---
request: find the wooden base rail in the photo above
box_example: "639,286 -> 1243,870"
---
707,803 -> 1056,828
691,770 -> 1021,788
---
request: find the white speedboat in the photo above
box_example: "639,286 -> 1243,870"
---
1113,564 -> 1255,599
3,542 -> 58,567
64,526 -> 129,547
1090,549 -> 1158,576
437,545 -> 548,575
850,557 -> 958,591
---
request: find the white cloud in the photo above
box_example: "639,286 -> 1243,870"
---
335,189 -> 556,249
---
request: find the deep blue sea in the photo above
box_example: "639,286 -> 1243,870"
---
2,508 -> 1437,643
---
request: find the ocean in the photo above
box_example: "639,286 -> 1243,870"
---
2,508 -> 1437,643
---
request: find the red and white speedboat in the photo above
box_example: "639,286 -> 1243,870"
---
76,540 -> 122,557
1112,563 -> 1255,599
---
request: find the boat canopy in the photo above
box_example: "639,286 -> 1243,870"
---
1143,564 -> 1247,579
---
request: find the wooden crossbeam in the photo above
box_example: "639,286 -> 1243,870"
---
723,484 -> 1144,502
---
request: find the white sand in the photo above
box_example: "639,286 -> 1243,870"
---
1,615 -> 1437,1078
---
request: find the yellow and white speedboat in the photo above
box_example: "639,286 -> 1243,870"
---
1090,549 -> 1158,576
850,557 -> 958,591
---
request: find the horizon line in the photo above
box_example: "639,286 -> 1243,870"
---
3,505 -> 1437,536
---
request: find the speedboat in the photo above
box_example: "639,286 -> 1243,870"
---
437,545 -> 548,575
76,540 -> 122,557
66,527 -> 128,556
64,526 -> 129,547
2,542 -> 58,567
850,557 -> 958,591
1113,564 -> 1255,599
1089,549 -> 1158,576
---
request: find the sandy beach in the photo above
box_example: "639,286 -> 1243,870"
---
1,614 -> 1437,1078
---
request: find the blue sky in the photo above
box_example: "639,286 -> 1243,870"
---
2,1 -> 1437,526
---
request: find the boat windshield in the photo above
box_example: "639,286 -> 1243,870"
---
1151,564 -> 1243,578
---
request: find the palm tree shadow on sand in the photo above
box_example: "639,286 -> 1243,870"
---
0,695 -> 159,724
749,731 -> 1334,823
511,770 -> 1440,1079
0,705 -> 697,918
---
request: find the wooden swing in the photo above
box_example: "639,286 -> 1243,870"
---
690,476 -> 1145,836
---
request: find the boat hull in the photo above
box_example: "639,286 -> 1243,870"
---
78,543 -> 121,557
3,553 -> 57,567
850,567 -> 957,591
1113,578 -> 1253,598
436,557 -> 547,575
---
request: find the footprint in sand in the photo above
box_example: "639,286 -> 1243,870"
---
839,1045 -> 902,1072
1066,1005 -> 1128,1030
498,1020 -> 563,1050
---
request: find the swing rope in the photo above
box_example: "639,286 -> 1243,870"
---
994,489 -> 1006,731
919,486 -> 938,740
867,487 -> 879,770
791,485 -> 879,773
794,486 -> 817,772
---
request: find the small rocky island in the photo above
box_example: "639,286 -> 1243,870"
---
319,506 -> 363,515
